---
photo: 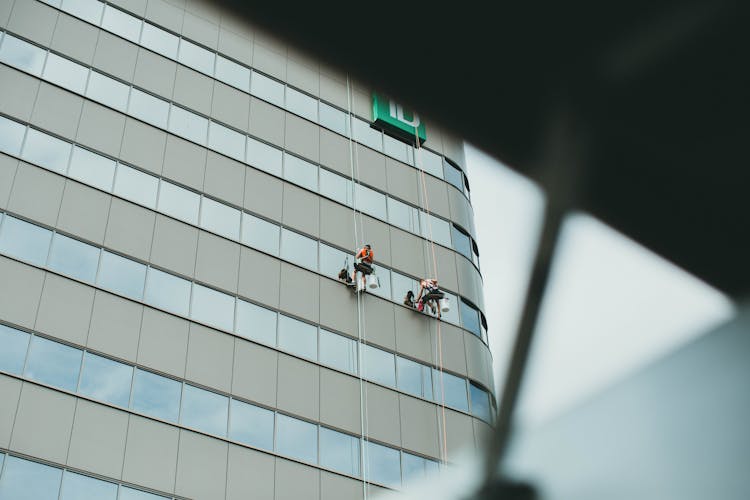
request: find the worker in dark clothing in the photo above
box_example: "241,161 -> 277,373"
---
351,244 -> 374,291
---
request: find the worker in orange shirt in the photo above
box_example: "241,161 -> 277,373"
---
351,244 -> 374,290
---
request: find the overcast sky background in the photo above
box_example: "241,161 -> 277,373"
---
462,143 -> 736,429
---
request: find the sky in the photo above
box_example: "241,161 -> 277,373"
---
462,143 -> 736,429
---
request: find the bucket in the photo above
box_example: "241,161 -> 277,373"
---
366,274 -> 379,289
439,297 -> 451,313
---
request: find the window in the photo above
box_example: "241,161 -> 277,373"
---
401,452 -> 439,485
319,102 -> 348,136
250,71 -> 284,107
396,356 -> 433,400
177,39 -> 215,76
59,470 -> 117,500
0,215 -> 52,266
391,272 -> 420,305
319,427 -> 360,476
240,213 -> 280,256
0,324 -> 30,375
0,116 -> 26,156
85,71 -> 129,112
118,486 -> 170,500
96,251 -> 147,301
143,267 -> 191,316
62,0 -> 104,24
283,153 -> 318,191
128,89 -> 169,129
354,183 -> 387,221
0,34 -> 46,76
361,344 -> 396,387
444,160 -> 464,192
235,299 -> 277,346
47,233 -> 100,283
318,243 -> 349,281
113,164 -> 159,209
368,266 -> 392,301
199,196 -> 241,240
21,128 -> 71,175
0,455 -> 63,500
470,382 -> 492,424
140,22 -> 178,59
101,5 -> 142,43
383,134 -> 410,164
190,284 -> 235,332
319,329 -> 357,374
433,369 -> 469,412
42,53 -> 88,94
68,146 -> 116,192
460,300 -> 481,337
420,212 -> 452,247
207,121 -> 245,162
285,87 -> 318,122
280,228 -> 318,271
439,291 -> 461,326
168,105 -> 208,145
24,336 -> 82,392
277,315 -> 317,360
419,149 -> 445,179
352,118 -> 383,151
78,352 -> 132,407
319,168 -> 353,206
275,414 -> 318,463
130,368 -> 181,422
180,384 -> 229,437
157,181 -> 200,225
246,136 -> 282,177
228,399 -> 274,451
365,441 -> 400,488
452,226 -> 473,261
387,197 -> 420,233
215,55 -> 250,92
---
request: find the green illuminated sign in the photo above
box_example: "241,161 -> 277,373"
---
371,92 -> 426,146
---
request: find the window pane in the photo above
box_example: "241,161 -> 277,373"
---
0,324 -> 30,375
250,71 -> 284,107
283,153 -> 318,191
383,134 -> 410,164
21,128 -> 71,174
180,384 -> 229,437
42,53 -> 88,94
246,136 -> 282,176
460,300 -> 481,337
48,232 -> 100,283
85,71 -> 129,112
419,149 -> 445,179
0,116 -> 26,156
285,87 -> 318,121
177,39 -> 215,76
433,369 -> 469,412
444,162 -> 464,191
235,299 -> 277,346
452,226 -> 472,260
168,105 -> 208,145
0,216 -> 52,266
420,212 -> 452,247
319,102 -> 348,135
128,89 -> 169,129
215,55 -> 250,91
191,284 -> 235,331
113,164 -> 159,209
118,486 -> 170,500
280,228 -> 317,271
352,118 -> 382,151
320,427 -> 360,476
391,272 -> 420,306
387,197 -> 419,233
397,356 -> 432,400
318,243 -> 350,282
69,146 -> 116,191
78,352 -> 133,407
101,5 -> 141,43
361,344 -> 395,387
0,456 -> 62,500
199,196 -> 240,240
157,181 -> 200,224
275,414 -> 317,463
470,383 -> 492,423
354,184 -> 387,220
277,315 -> 317,360
144,267 -> 191,316
319,168 -> 353,207
319,329 -> 357,374
228,399 -> 274,450
96,251 -> 146,300
24,336 -> 82,392
130,368 -> 181,422
368,266 -> 391,300
240,213 -> 280,256
59,470 -> 117,500
207,121 -> 245,161
365,441 -> 400,488
0,34 -> 46,75
140,22 -> 178,59
62,0 -> 104,24
440,290 -> 461,326
401,452 -> 438,486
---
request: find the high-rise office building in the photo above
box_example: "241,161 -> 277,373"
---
0,0 -> 494,498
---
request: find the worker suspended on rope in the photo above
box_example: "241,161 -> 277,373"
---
415,278 -> 444,317
351,244 -> 374,291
